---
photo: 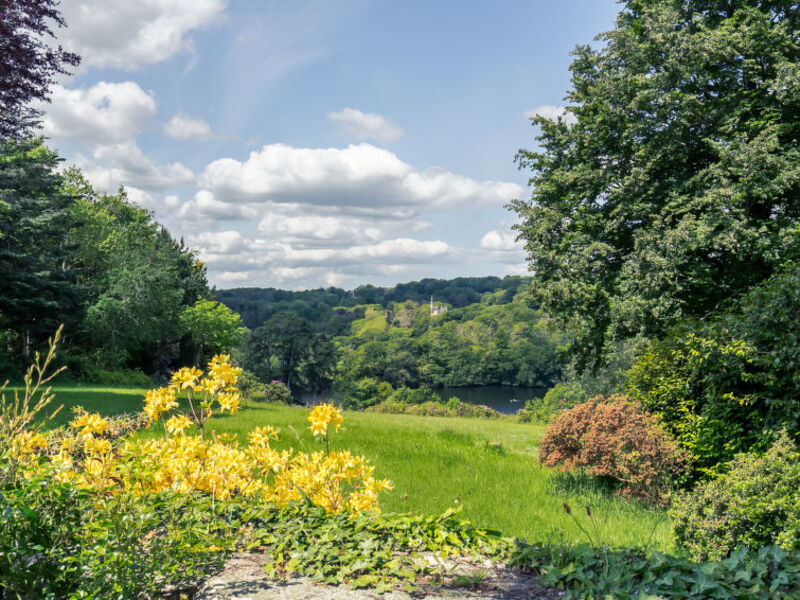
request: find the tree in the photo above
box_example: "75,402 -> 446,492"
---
243,312 -> 312,389
180,299 -> 247,366
0,0 -> 80,138
511,0 -> 800,369
0,138 -> 79,360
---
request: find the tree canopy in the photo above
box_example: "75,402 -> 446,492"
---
511,0 -> 800,368
0,0 -> 80,137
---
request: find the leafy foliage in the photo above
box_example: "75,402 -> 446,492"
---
241,312 -> 335,391
671,432 -> 800,561
539,396 -> 688,505
627,264 -> 800,476
367,397 -> 502,420
0,140 -> 80,360
511,0 -> 800,368
217,276 -> 528,331
516,382 -> 586,423
180,299 -> 247,367
0,482 -> 231,599
245,505 -> 504,592
511,540 -> 800,600
335,298 -> 565,390
0,0 -> 80,137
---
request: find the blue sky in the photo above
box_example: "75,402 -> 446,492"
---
44,0 -> 619,290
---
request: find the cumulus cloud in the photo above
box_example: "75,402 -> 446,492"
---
327,108 -> 404,144
480,225 -> 521,251
59,0 -> 227,70
177,190 -> 258,221
198,143 -> 523,209
38,82 -> 155,143
524,105 -> 577,125
75,141 -> 194,191
163,113 -> 225,141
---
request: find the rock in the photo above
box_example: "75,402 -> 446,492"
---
196,552 -> 560,600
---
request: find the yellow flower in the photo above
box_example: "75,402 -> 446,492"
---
165,414 -> 193,435
217,391 -> 240,414
143,387 -> 178,423
70,411 -> 109,436
83,435 -> 112,456
170,366 -> 203,390
307,403 -> 343,437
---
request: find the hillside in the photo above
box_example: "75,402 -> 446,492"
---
216,276 -> 530,333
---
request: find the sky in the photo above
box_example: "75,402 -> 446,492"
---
41,0 -> 620,290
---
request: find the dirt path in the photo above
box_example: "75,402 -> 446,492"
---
196,553 -> 560,600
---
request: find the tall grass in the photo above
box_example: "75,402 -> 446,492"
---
35,385 -> 674,551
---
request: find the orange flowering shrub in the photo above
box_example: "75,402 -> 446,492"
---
538,395 -> 687,505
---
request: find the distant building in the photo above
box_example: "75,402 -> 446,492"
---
429,296 -> 448,316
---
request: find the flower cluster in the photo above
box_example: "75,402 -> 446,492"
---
144,354 -> 242,439
308,402 -> 343,436
14,364 -> 390,515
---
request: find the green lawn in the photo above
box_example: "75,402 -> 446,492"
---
33,385 -> 673,552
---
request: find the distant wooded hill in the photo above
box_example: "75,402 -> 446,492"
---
217,276 -> 531,333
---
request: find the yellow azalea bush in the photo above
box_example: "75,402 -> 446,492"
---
10,353 -> 391,515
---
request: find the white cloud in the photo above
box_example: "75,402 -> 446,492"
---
177,190 -> 258,221
75,141 -> 194,191
480,226 -> 521,251
163,113 -> 224,141
524,105 -> 577,125
327,108 -> 404,143
59,0 -> 227,70
39,82 -> 155,143
199,143 -> 523,209
188,230 -> 246,254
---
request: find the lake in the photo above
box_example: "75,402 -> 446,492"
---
433,385 -> 547,415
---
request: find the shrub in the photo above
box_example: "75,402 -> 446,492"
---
516,382 -> 585,423
671,432 -> 800,561
511,541 -> 800,599
264,381 -> 293,404
337,377 -> 393,410
538,395 -> 688,505
627,265 -> 800,478
387,385 -> 439,405
626,331 -> 765,477
367,398 -> 501,419
82,366 -> 153,387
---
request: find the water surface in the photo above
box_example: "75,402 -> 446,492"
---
434,385 -> 547,414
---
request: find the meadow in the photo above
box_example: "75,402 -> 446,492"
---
39,384 -> 673,552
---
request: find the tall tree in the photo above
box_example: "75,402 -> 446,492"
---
0,0 -> 80,138
0,138 -> 79,359
511,0 -> 800,368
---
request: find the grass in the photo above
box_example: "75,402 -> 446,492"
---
28,384 -> 674,552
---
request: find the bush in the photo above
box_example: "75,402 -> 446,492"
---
671,432 -> 800,561
387,385 -> 439,405
237,369 -> 269,401
367,398 -> 501,419
626,330 -> 765,477
337,377 -> 393,410
538,395 -> 688,505
511,541 -> 800,599
627,265 -> 800,478
516,382 -> 585,423
264,381 -> 293,404
0,477 -> 230,598
81,367 -> 153,387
